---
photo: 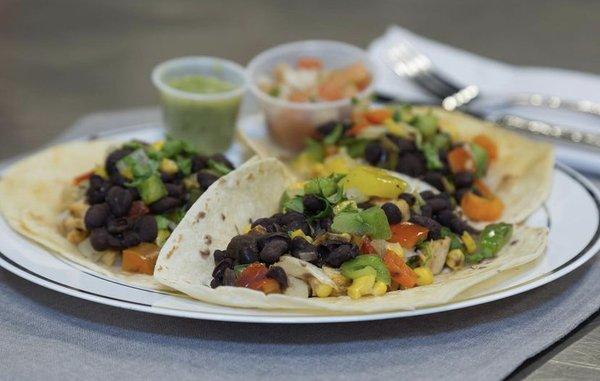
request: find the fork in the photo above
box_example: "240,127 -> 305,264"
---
384,42 -> 600,150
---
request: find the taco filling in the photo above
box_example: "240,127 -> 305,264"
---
209,166 -> 514,299
60,138 -> 234,275
292,104 -> 507,222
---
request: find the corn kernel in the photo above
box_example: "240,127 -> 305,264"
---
462,231 -> 477,254
241,224 -> 252,234
414,266 -> 434,286
372,281 -> 388,296
315,283 -> 333,298
347,274 -> 376,299
446,249 -> 465,270
290,229 -> 312,242
93,165 -> 108,179
160,158 -> 179,174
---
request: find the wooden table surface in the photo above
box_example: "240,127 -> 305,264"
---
1,1 -> 599,379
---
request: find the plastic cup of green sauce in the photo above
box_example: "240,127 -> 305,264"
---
152,56 -> 247,154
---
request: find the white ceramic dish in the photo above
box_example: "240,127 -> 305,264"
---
0,116 -> 599,323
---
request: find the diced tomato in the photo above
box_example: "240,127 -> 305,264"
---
342,62 -> 371,89
73,170 -> 94,185
383,251 -> 417,288
297,57 -> 323,70
360,236 -> 376,254
318,80 -> 345,101
389,222 -> 429,250
447,147 -> 474,174
365,108 -> 393,124
473,134 -> 497,160
236,263 -> 268,288
249,277 -> 281,294
128,201 -> 150,218
122,243 -> 159,275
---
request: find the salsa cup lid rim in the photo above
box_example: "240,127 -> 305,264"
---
246,40 -> 376,110
152,56 -> 247,101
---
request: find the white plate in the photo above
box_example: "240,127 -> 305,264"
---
1,117 -> 599,323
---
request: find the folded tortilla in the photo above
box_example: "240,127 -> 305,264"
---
0,140 -> 175,289
154,157 -> 548,313
239,106 -> 555,225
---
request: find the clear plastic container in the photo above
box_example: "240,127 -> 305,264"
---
152,56 -> 247,154
246,40 -> 375,151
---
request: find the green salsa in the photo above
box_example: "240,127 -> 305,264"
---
160,74 -> 241,154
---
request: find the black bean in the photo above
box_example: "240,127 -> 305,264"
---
303,194 -> 325,215
197,170 -> 220,190
387,135 -> 417,152
257,233 -> 290,251
89,174 -> 106,190
161,171 -> 180,183
210,154 -> 234,170
435,209 -> 455,227
420,204 -> 433,218
121,231 -> 141,248
290,237 -> 318,263
106,217 -> 132,234
364,141 -> 384,165
89,228 -> 110,251
106,186 -> 133,217
420,190 -> 436,200
191,155 -> 208,172
165,183 -> 185,199
381,202 -> 403,225
266,266 -> 288,289
410,215 -> 441,239
319,217 -> 333,232
454,171 -> 474,189
107,234 -> 124,250
423,172 -> 444,191
212,258 -> 234,278
226,235 -> 257,260
427,196 -> 452,213
251,217 -> 280,233
315,121 -> 338,137
399,193 -> 416,206
280,211 -> 310,234
135,215 -> 158,242
210,277 -> 221,289
259,240 -> 289,264
455,188 -> 470,203
84,203 -> 110,230
449,216 -> 470,235
396,152 -> 426,177
128,187 -> 140,201
105,148 -> 133,177
238,245 -> 259,264
222,268 -> 236,286
357,201 -> 375,210
149,196 -> 181,214
324,243 -> 358,267
213,249 -> 227,263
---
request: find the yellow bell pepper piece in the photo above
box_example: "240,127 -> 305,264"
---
339,166 -> 407,199
414,266 -> 434,286
321,153 -> 356,176
160,158 -> 179,175
315,283 -> 333,298
152,140 -> 165,150
347,274 -> 376,299
93,165 -> 108,179
462,231 -> 477,254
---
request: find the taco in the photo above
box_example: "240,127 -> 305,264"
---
154,159 -> 547,312
239,104 -> 554,225
0,138 -> 236,289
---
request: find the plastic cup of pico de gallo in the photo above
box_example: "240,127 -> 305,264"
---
246,40 -> 376,151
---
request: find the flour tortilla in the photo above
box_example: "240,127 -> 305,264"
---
238,106 -> 554,225
154,157 -> 548,313
0,140 -> 175,289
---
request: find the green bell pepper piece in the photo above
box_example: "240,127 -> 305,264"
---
340,255 -> 391,285
331,206 -> 391,240
422,142 -> 444,170
466,223 -> 513,263
137,174 -> 167,204
413,114 -> 438,140
470,142 -> 489,178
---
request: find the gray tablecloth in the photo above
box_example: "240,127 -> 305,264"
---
1,108 -> 599,381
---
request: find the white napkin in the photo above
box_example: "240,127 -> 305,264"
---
368,26 -> 600,174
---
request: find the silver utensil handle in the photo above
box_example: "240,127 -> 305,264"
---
498,115 -> 600,150
509,94 -> 600,117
